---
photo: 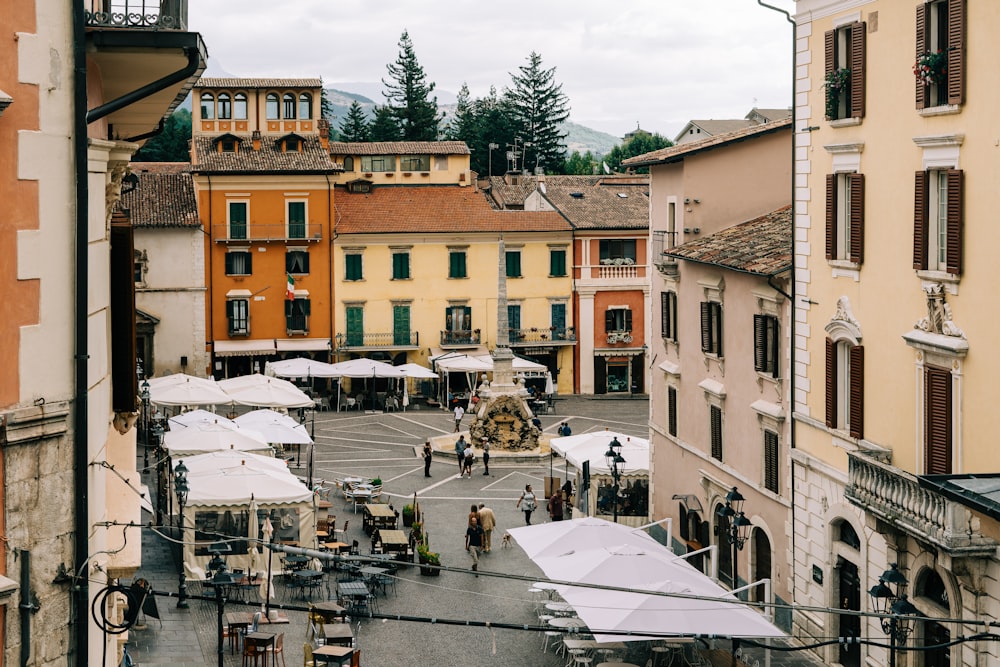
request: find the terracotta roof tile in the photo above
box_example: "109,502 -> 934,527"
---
335,186 -> 569,234
191,135 -> 339,173
624,118 -> 792,167
194,78 -> 322,89
122,163 -> 200,228
539,184 -> 649,230
486,174 -> 647,211
328,141 -> 471,156
664,206 -> 792,276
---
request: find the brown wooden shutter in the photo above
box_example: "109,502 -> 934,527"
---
849,173 -> 865,264
946,169 -> 964,274
849,345 -> 864,440
850,22 -> 866,118
661,293 -> 669,338
825,338 -> 837,428
714,303 -> 723,358
825,30 -> 836,75
924,365 -> 952,474
753,315 -> 766,372
110,211 -> 137,412
700,302 -> 711,352
913,171 -> 929,269
668,386 -> 678,437
764,430 -> 779,494
710,405 -> 723,461
916,3 -> 930,109
825,174 -> 837,260
947,0 -> 965,105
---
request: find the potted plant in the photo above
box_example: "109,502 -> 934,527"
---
417,543 -> 440,576
824,67 -> 851,120
913,50 -> 948,87
401,504 -> 415,528
370,477 -> 382,486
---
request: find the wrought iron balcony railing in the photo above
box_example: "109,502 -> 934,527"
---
85,0 -> 189,30
508,327 -> 577,345
213,223 -> 323,243
336,332 -> 419,349
606,330 -> 634,345
440,330 -> 481,347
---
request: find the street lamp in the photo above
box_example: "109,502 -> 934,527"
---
718,486 -> 753,589
488,142 -> 499,177
604,436 -> 626,523
174,459 -> 190,609
869,563 -> 920,667
140,379 -> 150,467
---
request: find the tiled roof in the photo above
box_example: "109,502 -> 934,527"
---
539,183 -> 649,230
747,108 -> 792,122
689,119 -> 756,135
486,174 -> 648,209
664,206 -> 792,276
328,141 -> 471,156
194,78 -> 322,89
335,186 -> 569,234
122,163 -> 200,228
191,135 -> 339,173
624,118 -> 792,168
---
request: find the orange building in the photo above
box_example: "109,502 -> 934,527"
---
190,78 -> 342,377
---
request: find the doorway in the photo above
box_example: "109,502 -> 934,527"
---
837,559 -> 861,667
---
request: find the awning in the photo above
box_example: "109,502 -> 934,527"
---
428,345 -> 489,361
594,347 -> 646,358
214,339 -> 276,357
225,289 -> 253,298
275,338 -> 331,352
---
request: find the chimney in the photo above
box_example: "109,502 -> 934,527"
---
317,119 -> 330,150
252,130 -> 261,151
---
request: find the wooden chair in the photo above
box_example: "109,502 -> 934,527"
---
265,632 -> 286,667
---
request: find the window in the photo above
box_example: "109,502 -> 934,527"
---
599,239 -> 637,263
286,249 -> 309,275
916,0 -> 965,109
710,405 -> 723,461
266,93 -> 279,120
200,92 -> 215,119
667,201 -> 678,247
345,253 -> 363,281
343,157 -> 355,172
298,93 -> 312,119
507,304 -> 521,341
449,250 -> 467,278
825,339 -> 864,439
400,155 -> 430,171
228,201 -> 248,240
924,365 -> 952,474
283,137 -> 300,152
825,173 -> 865,263
434,155 -> 448,170
282,93 -> 296,119
605,308 -> 632,333
220,137 -> 237,153
217,92 -> 231,120
226,299 -> 249,335
361,156 -> 395,172
661,291 -> 678,342
764,430 -> 779,493
392,251 -> 410,280
551,303 -> 567,340
287,201 -> 306,239
667,386 -> 678,436
234,92 -> 248,120
506,250 -> 522,278
445,305 -> 472,344
549,248 -> 567,276
393,304 -> 411,346
285,298 -> 310,333
914,169 -> 963,274
753,314 -> 779,377
824,21 -> 866,121
225,250 -> 252,276
345,306 -> 363,346
700,301 -> 723,356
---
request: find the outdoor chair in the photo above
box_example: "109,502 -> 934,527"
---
265,632 -> 286,667
302,643 -> 316,667
354,394 -> 365,410
338,394 -> 349,411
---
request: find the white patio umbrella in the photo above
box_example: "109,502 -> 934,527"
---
248,495 -> 259,573
509,516 -> 662,560
268,357 -> 341,378
150,375 -> 231,407
395,363 -> 439,379
168,409 -> 235,430
164,423 -> 274,457
551,431 -> 650,475
179,450 -> 288,476
234,410 -> 313,445
147,373 -> 218,389
325,358 -> 407,378
218,374 -> 314,409
260,516 -> 275,605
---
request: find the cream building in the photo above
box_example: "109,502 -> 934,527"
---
793,2 -> 998,666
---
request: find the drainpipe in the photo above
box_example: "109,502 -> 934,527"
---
206,174 -> 213,375
71,1 -> 90,663
325,174 -> 333,362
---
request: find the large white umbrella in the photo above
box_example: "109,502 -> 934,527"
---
235,410 -> 313,445
551,431 -> 650,475
183,460 -> 312,506
509,516 -> 662,560
164,423 -> 274,457
218,374 -> 314,409
248,495 -> 259,573
325,358 -> 407,378
395,363 -> 439,379
179,450 -> 288,476
147,373 -> 217,389
259,517 -> 275,604
168,409 -> 235,430
150,376 -> 231,407
268,357 -> 340,378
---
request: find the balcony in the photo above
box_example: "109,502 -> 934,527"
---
606,330 -> 634,345
336,332 -> 419,350
508,327 -> 577,347
439,330 -> 481,348
597,262 -> 640,280
85,0 -> 189,30
846,451 -> 997,557
213,223 -> 323,243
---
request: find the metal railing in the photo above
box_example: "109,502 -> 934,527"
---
335,332 -> 419,349
595,263 -> 641,279
84,0 -> 188,30
508,327 -> 576,344
606,330 -> 634,345
212,223 -> 322,242
439,330 -> 481,346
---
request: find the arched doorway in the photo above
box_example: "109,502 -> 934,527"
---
916,569 -> 951,667
751,528 -> 771,603
834,520 -> 861,667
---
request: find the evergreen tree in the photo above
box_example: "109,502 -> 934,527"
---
338,101 -> 371,142
565,150 -> 598,175
604,130 -> 673,174
445,83 -> 475,142
132,108 -> 191,162
369,105 -> 402,142
505,52 -> 570,174
382,30 -> 442,141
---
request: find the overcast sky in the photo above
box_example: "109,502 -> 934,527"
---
190,0 -> 795,140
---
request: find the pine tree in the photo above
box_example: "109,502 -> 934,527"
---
445,83 -> 475,142
132,109 -> 192,162
382,30 -> 442,141
604,130 -> 673,174
369,105 -> 401,142
338,101 -> 370,142
505,52 -> 570,174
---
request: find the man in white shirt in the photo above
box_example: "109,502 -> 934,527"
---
454,404 -> 465,432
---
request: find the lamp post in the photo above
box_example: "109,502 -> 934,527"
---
488,142 -> 499,177
869,563 -> 919,667
174,459 -> 190,609
152,422 -> 165,526
718,486 -> 752,589
140,379 -> 150,468
604,436 -> 626,523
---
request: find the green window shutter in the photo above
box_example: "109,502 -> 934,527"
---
346,307 -> 364,346
392,252 -> 410,279
393,305 -> 410,346
550,249 -> 566,276
345,254 -> 362,280
506,251 -> 521,278
450,251 -> 467,278
288,201 -> 306,238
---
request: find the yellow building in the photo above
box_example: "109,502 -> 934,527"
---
190,78 -> 341,377
793,2 -> 999,665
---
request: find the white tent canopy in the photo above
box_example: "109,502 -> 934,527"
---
217,374 -> 314,408
164,422 -> 275,457
234,409 -> 313,445
395,363 -> 439,379
324,358 -> 407,378
168,409 -> 235,430
149,375 -> 231,407
267,358 -> 341,379
551,431 -> 650,475
512,515 -> 664,560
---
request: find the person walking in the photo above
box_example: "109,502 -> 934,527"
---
454,435 -> 467,458
463,443 -> 474,478
422,441 -> 433,477
477,503 -> 496,553
547,490 -> 564,521
481,437 -> 491,476
515,484 -> 537,525
465,516 -> 485,574
453,403 -> 465,432
467,503 -> 480,527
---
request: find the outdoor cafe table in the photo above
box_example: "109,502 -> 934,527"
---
320,622 -> 355,647
291,569 -> 324,600
549,616 -> 588,630
283,554 -> 310,571
310,601 -> 347,623
362,503 -> 396,534
545,601 -> 574,615
312,645 -> 356,666
358,566 -> 389,595
377,529 -> 409,559
225,611 -> 290,653
244,631 -> 276,667
337,581 -> 370,614
562,639 -> 626,653
347,487 -> 372,513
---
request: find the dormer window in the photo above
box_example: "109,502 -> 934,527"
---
284,137 -> 300,151
347,180 -> 372,194
277,134 -> 304,152
220,137 -> 237,153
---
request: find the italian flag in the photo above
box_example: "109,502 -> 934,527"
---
286,273 -> 295,300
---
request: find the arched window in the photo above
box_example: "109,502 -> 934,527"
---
837,519 -> 860,549
217,92 -> 231,119
266,93 -> 279,120
298,93 -> 313,119
283,93 -> 296,119
233,92 -> 248,120
343,156 -> 354,171
916,569 -> 951,667
200,92 -> 215,120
